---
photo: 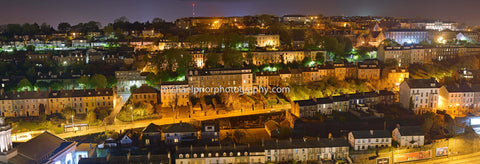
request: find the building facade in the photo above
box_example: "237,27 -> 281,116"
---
399,78 -> 440,113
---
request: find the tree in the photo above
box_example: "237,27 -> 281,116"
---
77,75 -> 91,88
61,107 -> 75,120
26,45 -> 35,52
130,85 -> 138,94
205,53 -> 221,68
90,74 -> 108,88
17,78 -> 33,91
86,108 -> 97,123
94,107 -> 112,121
222,49 -> 243,68
34,81 -> 49,91
57,22 -> 71,32
315,52 -> 325,65
381,39 -> 400,47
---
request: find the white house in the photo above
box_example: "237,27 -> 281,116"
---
348,130 -> 392,151
392,125 -> 425,147
399,78 -> 440,113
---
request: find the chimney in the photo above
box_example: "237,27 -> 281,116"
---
83,86 -> 86,92
60,87 -> 63,92
24,89 -> 28,93
36,88 -> 40,93
370,130 -> 374,135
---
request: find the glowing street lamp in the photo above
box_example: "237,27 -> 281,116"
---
130,106 -> 134,123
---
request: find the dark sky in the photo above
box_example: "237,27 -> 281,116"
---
1,0 -> 479,28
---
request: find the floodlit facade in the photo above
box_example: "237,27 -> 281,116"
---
348,130 -> 392,151
399,78 -> 440,113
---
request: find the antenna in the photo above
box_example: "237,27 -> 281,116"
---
192,1 -> 196,17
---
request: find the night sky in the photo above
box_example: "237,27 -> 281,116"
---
1,0 -> 479,27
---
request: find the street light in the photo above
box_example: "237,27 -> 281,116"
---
71,115 -> 75,133
130,106 -> 133,123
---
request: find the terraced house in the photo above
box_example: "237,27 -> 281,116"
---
0,87 -> 114,117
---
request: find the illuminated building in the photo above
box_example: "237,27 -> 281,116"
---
48,87 -> 114,115
355,31 -> 385,47
263,138 -> 349,162
115,70 -> 146,93
387,67 -> 409,90
162,122 -> 197,145
9,131 -> 77,164
378,45 -> 469,66
348,130 -> 391,151
132,84 -> 158,105
250,34 -> 280,48
457,32 -> 479,42
384,30 -> 429,45
423,21 -> 457,31
439,84 -> 474,115
399,78 -> 440,113
187,68 -> 253,96
292,90 -> 395,118
0,87 -> 114,117
301,67 -> 322,83
191,50 -> 205,68
0,117 -> 14,163
392,125 -> 425,147
357,60 -> 380,80
176,145 -> 265,164
255,71 -> 280,87
160,81 -> 189,107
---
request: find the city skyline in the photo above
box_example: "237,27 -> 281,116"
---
1,0 -> 480,27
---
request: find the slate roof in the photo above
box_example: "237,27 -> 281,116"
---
470,84 -> 480,92
444,84 -> 474,92
294,99 -> 317,106
404,78 -> 440,88
265,120 -> 280,131
188,68 -> 251,76
143,123 -> 161,133
0,88 -> 113,100
13,131 -> 75,163
295,90 -> 392,107
397,126 -> 424,136
263,138 -> 350,149
133,84 -> 158,94
351,130 -> 391,139
163,122 -> 197,133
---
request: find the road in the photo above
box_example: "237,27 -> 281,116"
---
411,151 -> 480,164
53,104 -> 289,139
